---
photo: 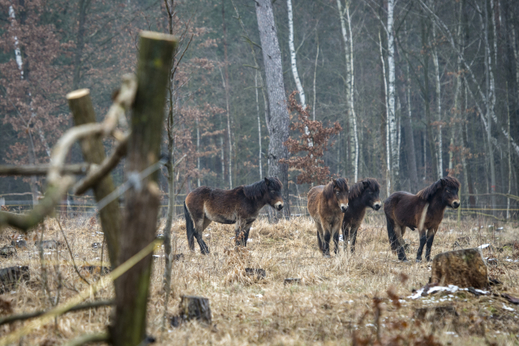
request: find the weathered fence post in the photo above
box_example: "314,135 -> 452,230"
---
111,31 -> 176,346
67,89 -> 121,267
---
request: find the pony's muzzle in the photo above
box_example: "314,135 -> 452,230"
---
451,200 -> 460,208
373,202 -> 381,210
340,204 -> 348,213
275,202 -> 284,211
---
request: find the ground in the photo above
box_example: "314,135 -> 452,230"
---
0,213 -> 518,345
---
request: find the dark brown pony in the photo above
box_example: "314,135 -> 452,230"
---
340,178 -> 381,253
384,176 -> 460,262
307,178 -> 349,257
184,177 -> 283,254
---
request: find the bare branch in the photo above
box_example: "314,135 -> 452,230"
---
73,135 -> 129,195
0,163 -> 90,176
0,300 -> 113,326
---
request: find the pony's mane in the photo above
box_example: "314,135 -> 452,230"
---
416,176 -> 460,201
242,177 -> 282,200
322,178 -> 349,200
349,178 -> 380,200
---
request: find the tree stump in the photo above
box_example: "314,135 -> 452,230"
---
174,295 -> 212,326
0,266 -> 30,293
430,248 -> 488,289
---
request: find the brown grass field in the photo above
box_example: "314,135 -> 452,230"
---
1,212 -> 518,345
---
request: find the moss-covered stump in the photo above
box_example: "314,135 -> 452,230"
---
431,248 -> 488,289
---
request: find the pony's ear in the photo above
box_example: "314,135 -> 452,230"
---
264,177 -> 270,186
332,179 -> 337,188
363,180 -> 369,188
440,178 -> 447,187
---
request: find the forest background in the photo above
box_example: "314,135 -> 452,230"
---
0,0 -> 517,219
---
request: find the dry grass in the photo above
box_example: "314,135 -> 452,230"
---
1,213 -> 518,345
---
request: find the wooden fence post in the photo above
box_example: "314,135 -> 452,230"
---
111,31 -> 176,346
67,89 -> 121,267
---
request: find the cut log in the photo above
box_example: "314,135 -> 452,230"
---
430,248 -> 488,289
0,266 -> 30,293
284,278 -> 301,285
245,268 -> 266,279
173,295 -> 212,326
0,246 -> 15,258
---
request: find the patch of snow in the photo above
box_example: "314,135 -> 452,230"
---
502,304 -> 515,312
478,244 -> 491,249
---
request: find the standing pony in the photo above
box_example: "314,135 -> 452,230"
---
384,176 -> 460,262
184,177 -> 283,254
340,178 -> 381,253
307,178 -> 349,257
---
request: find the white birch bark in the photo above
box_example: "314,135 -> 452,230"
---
432,23 -> 443,178
312,33 -> 319,121
337,0 -> 358,182
288,0 -> 305,107
387,0 -> 398,183
196,116 -> 200,187
379,31 -> 390,195
9,5 -> 51,159
255,70 -> 263,179
483,0 -> 497,210
288,0 -> 312,150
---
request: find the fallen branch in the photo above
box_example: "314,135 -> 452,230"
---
73,135 -> 129,195
62,333 -> 109,346
0,300 -> 114,326
0,163 -> 90,176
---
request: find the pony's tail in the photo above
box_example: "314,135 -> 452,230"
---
184,202 -> 195,251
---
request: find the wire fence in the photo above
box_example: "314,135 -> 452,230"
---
1,192 -> 517,221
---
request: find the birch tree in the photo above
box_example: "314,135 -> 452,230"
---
387,0 -> 399,188
337,0 -> 359,182
255,0 -> 290,218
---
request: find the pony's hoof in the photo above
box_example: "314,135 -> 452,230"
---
323,254 -> 331,258
416,259 -> 422,263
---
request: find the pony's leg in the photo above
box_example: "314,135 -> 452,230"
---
235,220 -> 249,247
350,224 -> 360,254
193,217 -> 211,255
425,228 -> 437,261
394,225 -> 407,261
322,230 -> 332,257
333,231 -> 340,255
316,223 -> 325,253
342,226 -> 350,252
241,221 -> 254,247
416,229 -> 427,262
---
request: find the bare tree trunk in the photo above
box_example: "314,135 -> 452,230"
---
255,71 -> 263,179
432,22 -> 443,178
379,30 -> 390,196
255,0 -> 290,219
112,32 -> 176,346
421,13 -> 438,181
313,29 -> 319,121
404,47 -> 418,191
387,0 -> 399,187
288,0 -> 305,107
72,0 -> 90,90
288,0 -> 312,149
222,0 -> 232,189
482,0 -> 497,212
338,0 -> 359,182
9,5 -> 41,206
196,116 -> 200,187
